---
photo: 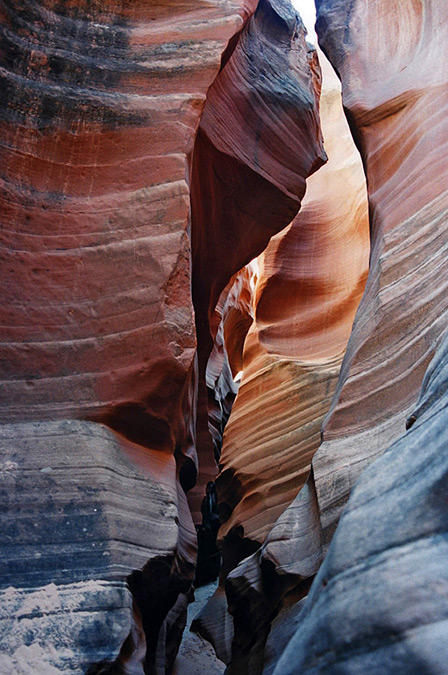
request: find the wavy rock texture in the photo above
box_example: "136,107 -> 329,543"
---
0,0 -> 258,471
312,0 -> 448,546
271,329 -> 448,674
0,419 -> 197,673
0,1 -> 258,672
222,2 -> 448,672
195,47 -> 368,668
189,0 -> 326,518
207,265 -> 257,463
216,49 -> 369,556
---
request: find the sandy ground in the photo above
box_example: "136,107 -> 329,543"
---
173,581 -> 225,674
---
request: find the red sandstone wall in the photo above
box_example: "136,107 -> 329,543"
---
216,48 -> 369,554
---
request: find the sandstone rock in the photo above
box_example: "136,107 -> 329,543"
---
0,580 -> 133,675
216,47 -> 369,560
0,419 -> 195,672
313,0 -> 448,546
188,0 -> 327,519
220,2 -> 448,671
0,0 -> 332,670
0,0 -> 258,477
271,329 -> 448,674
0,1 -> 259,670
194,42 -> 369,668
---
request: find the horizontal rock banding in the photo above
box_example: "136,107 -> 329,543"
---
0,0 -> 257,460
0,2 -> 259,671
271,330 -> 448,674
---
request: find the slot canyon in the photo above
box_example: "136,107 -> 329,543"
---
0,1 -> 447,673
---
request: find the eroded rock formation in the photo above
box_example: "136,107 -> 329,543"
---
192,45 -> 370,668
216,51 -> 369,553
217,1 -> 448,672
188,0 -> 327,520
270,328 -> 448,674
0,1 -> 258,671
2,0 -> 447,672
0,0 -> 327,672
312,0 -> 448,549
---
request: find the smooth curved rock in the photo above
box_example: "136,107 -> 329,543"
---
216,48 -> 368,552
313,0 -> 448,546
0,1 -> 258,671
189,0 -> 327,519
0,0 -> 259,473
272,329 -> 448,674
222,3 -> 448,671
196,44 -> 369,668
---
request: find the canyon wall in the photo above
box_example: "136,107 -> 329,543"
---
0,1 -> 257,671
193,46 -> 370,667
0,1 -> 326,672
2,0 -> 447,672
221,1 -> 448,672
216,51 -> 369,555
270,327 -> 448,674
189,0 -> 326,518
313,0 -> 448,547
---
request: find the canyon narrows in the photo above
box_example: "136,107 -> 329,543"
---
0,1 -> 447,674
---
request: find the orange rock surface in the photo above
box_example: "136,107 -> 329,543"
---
0,2 -> 257,671
0,1 -> 330,671
0,0 -> 258,461
189,0 -> 327,518
221,3 -> 448,671
312,0 -> 448,546
216,50 -> 369,548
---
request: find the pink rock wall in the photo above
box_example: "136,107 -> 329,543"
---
216,48 -> 369,558
189,0 -> 326,518
0,0 -> 257,462
314,0 -> 448,545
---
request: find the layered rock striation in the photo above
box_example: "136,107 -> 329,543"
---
313,0 -> 448,547
270,328 -> 448,674
0,1 -> 258,671
193,45 -> 369,668
0,0 -> 328,672
216,48 -> 369,573
220,1 -> 448,671
189,0 -> 327,518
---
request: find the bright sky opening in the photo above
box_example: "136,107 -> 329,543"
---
291,0 -> 317,44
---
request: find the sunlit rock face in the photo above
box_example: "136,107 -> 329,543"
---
194,45 -> 369,668
314,0 -> 448,546
189,0 -> 326,519
216,48 -> 369,562
270,329 -> 448,674
0,1 -> 257,672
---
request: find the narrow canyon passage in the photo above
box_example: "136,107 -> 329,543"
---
0,1 -> 447,674
186,36 -> 370,666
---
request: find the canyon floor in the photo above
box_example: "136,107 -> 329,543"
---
173,582 -> 225,675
